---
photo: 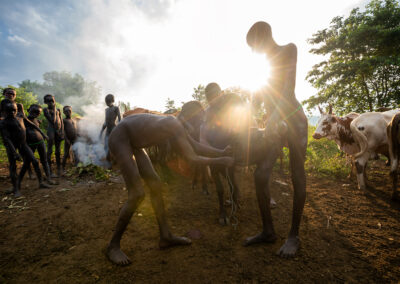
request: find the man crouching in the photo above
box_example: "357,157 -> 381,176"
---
106,113 -> 233,265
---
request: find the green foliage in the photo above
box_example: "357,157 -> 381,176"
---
279,125 -> 350,178
72,163 -> 113,181
119,101 -> 131,114
165,97 -> 176,112
191,85 -> 207,106
19,71 -> 102,115
304,0 -> 400,115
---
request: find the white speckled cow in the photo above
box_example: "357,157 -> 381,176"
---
313,105 -> 360,155
387,113 -> 400,201
350,109 -> 400,191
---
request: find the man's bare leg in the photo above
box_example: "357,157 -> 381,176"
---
244,149 -> 279,246
107,144 -> 145,266
277,133 -> 306,257
134,149 -> 191,248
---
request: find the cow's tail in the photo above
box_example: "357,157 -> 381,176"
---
350,120 -> 368,159
388,114 -> 400,173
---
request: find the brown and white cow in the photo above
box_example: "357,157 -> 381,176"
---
350,109 -> 400,191
312,105 -> 360,155
387,113 -> 400,201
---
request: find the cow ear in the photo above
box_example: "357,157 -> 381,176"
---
318,105 -> 323,114
328,104 -> 333,115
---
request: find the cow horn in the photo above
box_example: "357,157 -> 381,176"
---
328,104 -> 333,115
318,105 -> 323,114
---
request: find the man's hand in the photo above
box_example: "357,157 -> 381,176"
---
222,145 -> 233,156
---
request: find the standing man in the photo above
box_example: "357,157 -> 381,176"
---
244,21 -> 308,257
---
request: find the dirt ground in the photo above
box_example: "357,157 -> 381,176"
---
0,159 -> 399,283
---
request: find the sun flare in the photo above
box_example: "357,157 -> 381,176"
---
237,52 -> 270,92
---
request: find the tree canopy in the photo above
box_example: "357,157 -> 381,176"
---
303,0 -> 400,115
19,71 -> 102,115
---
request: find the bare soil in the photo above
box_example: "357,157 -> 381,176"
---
0,159 -> 399,283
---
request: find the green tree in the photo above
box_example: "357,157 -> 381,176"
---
191,85 -> 207,105
304,0 -> 400,115
165,97 -> 176,112
119,101 -> 131,114
20,71 -> 102,115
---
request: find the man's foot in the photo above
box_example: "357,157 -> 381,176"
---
276,236 -> 300,258
13,190 -> 22,198
243,232 -> 277,246
159,235 -> 192,249
39,183 -> 51,189
107,245 -> 131,266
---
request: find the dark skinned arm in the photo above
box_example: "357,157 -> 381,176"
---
99,123 -> 106,138
0,123 -> 20,160
44,108 -> 57,128
116,106 -> 121,122
187,132 -> 231,157
23,117 -> 48,140
58,109 -> 64,139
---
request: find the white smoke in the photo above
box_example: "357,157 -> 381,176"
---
72,103 -> 111,168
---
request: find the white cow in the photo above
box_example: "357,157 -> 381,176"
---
313,105 -> 360,155
387,113 -> 400,201
350,109 -> 400,190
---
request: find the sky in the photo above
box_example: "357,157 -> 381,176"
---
0,0 -> 369,112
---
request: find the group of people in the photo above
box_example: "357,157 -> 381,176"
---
105,21 -> 308,265
1,21 -> 309,266
0,89 -> 78,197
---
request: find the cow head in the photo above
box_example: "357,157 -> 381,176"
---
313,104 -> 338,140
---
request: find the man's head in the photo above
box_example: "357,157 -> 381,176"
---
3,88 -> 16,101
44,94 -> 55,107
105,94 -> 114,107
28,104 -> 42,118
2,99 -> 17,118
205,83 -> 221,104
63,106 -> 72,118
246,21 -> 274,53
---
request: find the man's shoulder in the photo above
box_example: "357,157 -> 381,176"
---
284,43 -> 297,55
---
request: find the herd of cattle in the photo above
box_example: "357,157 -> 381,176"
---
313,106 -> 400,201
120,101 -> 400,221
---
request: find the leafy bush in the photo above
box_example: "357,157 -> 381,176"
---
279,125 -> 350,178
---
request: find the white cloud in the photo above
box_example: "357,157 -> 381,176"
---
7,34 -> 31,46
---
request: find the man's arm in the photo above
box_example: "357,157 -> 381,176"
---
23,117 -> 48,140
116,107 -> 121,122
43,108 -> 56,127
0,124 -> 19,159
187,132 -> 231,158
99,123 -> 106,138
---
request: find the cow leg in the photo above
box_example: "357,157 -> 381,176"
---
211,166 -> 228,225
390,154 -> 399,201
355,152 -> 370,190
